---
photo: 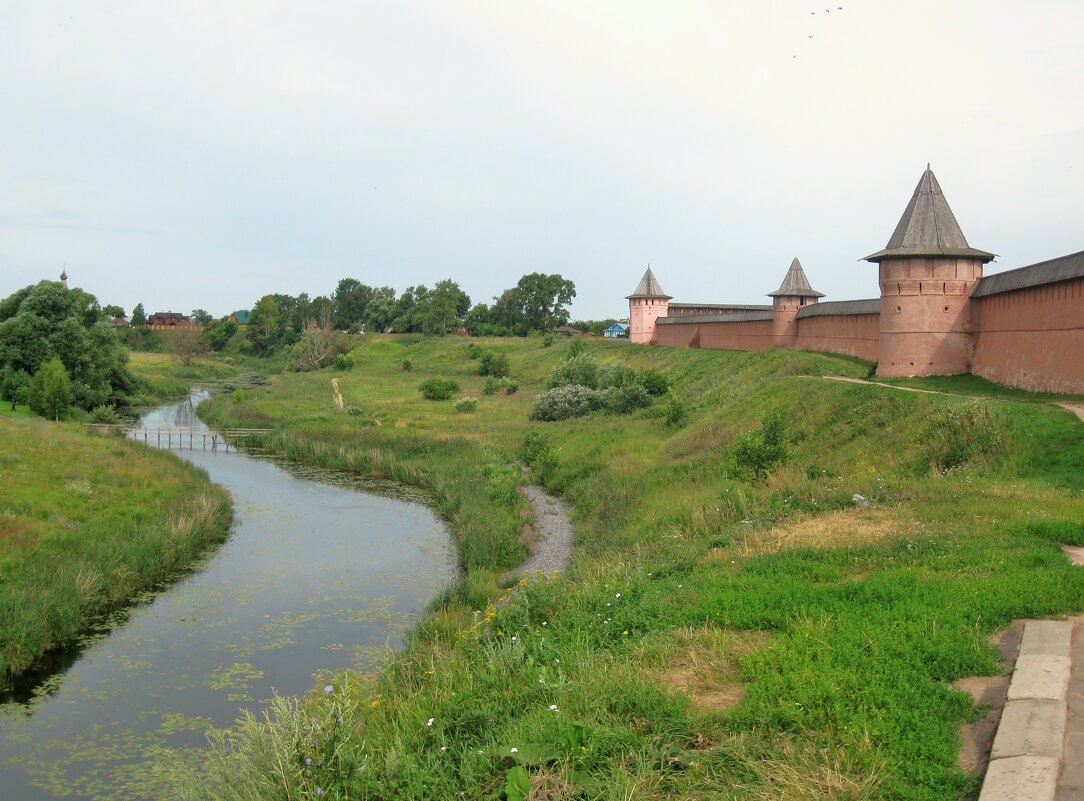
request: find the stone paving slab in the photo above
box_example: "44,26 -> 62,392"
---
980,755 -> 1060,801
1021,621 -> 1074,658
980,620 -> 1078,801
1008,655 -> 1072,702
1060,625 -> 1084,798
991,699 -> 1066,760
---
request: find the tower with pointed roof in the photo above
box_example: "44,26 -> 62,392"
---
769,257 -> 823,348
60,269 -> 68,289
626,266 -> 672,344
865,165 -> 995,377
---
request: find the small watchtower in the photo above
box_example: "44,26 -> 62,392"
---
626,266 -> 672,344
60,269 -> 68,289
865,165 -> 995,376
768,257 -> 823,349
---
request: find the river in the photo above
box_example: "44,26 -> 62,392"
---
0,393 -> 457,800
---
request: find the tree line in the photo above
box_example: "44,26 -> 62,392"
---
135,272 -> 580,358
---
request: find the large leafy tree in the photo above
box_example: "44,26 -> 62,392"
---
485,273 -> 576,336
420,279 -> 470,335
247,295 -> 283,354
363,287 -> 397,333
0,281 -> 133,412
131,303 -> 147,327
332,279 -> 374,331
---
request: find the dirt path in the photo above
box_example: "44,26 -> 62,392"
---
1057,403 -> 1084,423
826,376 -> 1084,425
516,485 -> 574,577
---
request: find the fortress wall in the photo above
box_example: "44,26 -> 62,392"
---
654,318 -> 773,350
698,319 -> 773,350
653,322 -> 700,348
795,313 -> 880,361
971,277 -> 1084,393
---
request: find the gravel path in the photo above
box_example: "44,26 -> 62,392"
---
515,485 -> 574,577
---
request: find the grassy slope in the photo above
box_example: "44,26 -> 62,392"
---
189,336 -> 1084,801
0,417 -> 232,688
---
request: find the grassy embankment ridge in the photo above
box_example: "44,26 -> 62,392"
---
188,335 -> 1084,801
0,352 -> 235,689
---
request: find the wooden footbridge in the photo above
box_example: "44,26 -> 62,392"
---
85,424 -> 275,452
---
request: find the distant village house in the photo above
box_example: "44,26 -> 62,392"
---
147,311 -> 192,329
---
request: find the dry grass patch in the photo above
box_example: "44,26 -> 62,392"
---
736,508 -> 916,557
734,734 -> 887,801
654,625 -> 772,714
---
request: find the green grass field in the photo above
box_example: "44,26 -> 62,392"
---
0,417 -> 232,688
180,335 -> 1084,801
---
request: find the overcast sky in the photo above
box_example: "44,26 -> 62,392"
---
2,1 -> 1081,320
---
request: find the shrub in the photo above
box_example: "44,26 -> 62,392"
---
638,368 -> 669,396
332,353 -> 356,371
521,431 -> 558,482
664,388 -> 687,426
484,377 -> 520,396
29,358 -> 73,420
567,337 -> 587,357
530,384 -> 605,421
597,363 -> 636,390
346,406 -> 365,416
232,389 -> 246,404
542,333 -> 555,348
418,378 -> 461,401
401,359 -> 412,371
466,343 -> 485,360
478,349 -> 510,378
921,402 -> 1003,473
731,409 -> 791,480
454,397 -> 478,413
548,353 -> 598,389
90,404 -> 120,424
606,383 -> 651,415
1,367 -> 31,405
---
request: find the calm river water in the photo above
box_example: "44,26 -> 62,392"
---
0,393 -> 456,799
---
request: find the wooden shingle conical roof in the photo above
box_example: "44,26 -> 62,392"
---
864,165 -> 995,263
626,266 -> 672,299
768,257 -> 824,298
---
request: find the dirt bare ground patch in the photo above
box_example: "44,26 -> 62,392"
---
654,626 -> 773,714
730,508 -> 917,557
953,621 -> 1024,778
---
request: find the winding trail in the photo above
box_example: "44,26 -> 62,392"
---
516,485 -> 574,577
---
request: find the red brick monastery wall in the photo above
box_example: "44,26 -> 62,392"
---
654,319 -> 773,351
794,314 -> 880,362
971,277 -> 1084,393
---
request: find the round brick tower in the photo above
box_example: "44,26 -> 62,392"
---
865,165 -> 995,377
769,257 -> 823,349
627,266 -> 671,344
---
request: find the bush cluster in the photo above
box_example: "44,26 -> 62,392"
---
477,349 -> 510,378
521,431 -> 558,482
483,376 -> 520,396
332,352 -> 355,371
921,402 -> 1004,473
729,410 -> 791,480
454,397 -> 478,413
418,377 -> 461,401
530,384 -> 604,421
547,353 -> 599,389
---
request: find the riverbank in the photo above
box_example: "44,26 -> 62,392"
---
0,417 -> 232,689
187,335 -> 1084,800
